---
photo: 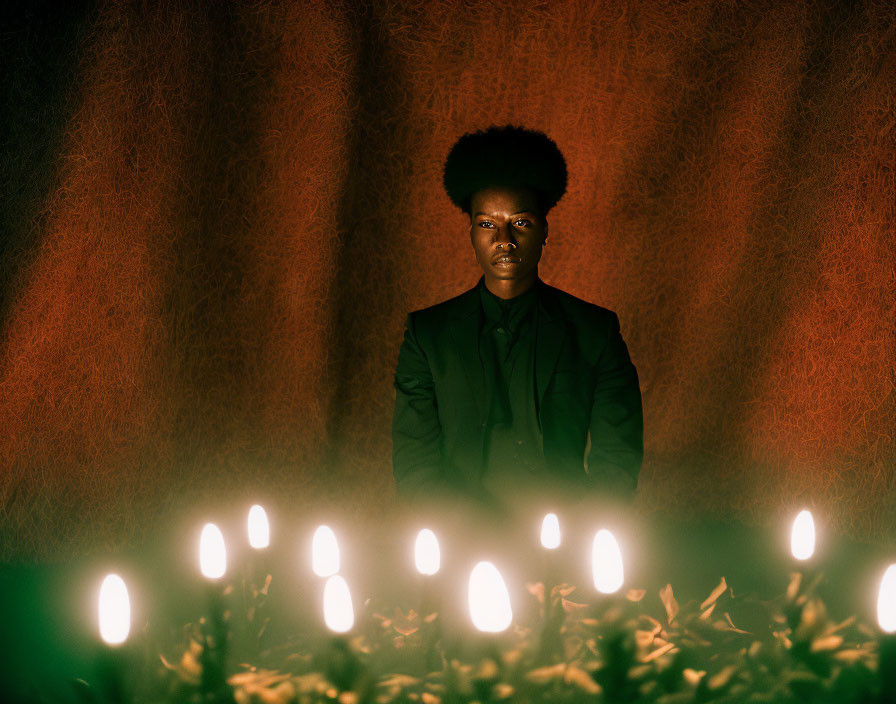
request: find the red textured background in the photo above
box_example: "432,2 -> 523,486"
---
1,0 -> 893,560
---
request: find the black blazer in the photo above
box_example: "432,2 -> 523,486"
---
392,278 -> 643,503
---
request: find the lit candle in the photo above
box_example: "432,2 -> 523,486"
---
591,529 -> 624,595
414,528 -> 442,672
415,528 -> 441,614
790,509 -> 815,561
96,573 -> 131,704
537,513 -> 563,663
320,575 -> 363,692
469,561 -> 513,633
788,509 -> 821,595
539,512 -> 561,602
243,505 -> 271,657
312,525 -> 340,578
198,522 -> 231,701
877,563 -> 896,700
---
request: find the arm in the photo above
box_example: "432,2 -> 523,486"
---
392,313 -> 444,499
586,312 -> 644,496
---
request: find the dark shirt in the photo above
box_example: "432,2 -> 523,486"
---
477,278 -> 547,504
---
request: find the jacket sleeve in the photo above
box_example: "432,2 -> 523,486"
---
392,313 -> 444,498
586,312 -> 644,496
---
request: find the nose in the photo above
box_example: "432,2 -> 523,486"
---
494,226 -> 517,249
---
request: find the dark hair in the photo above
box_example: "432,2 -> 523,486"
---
442,125 -> 568,216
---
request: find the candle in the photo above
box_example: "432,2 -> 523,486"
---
312,525 -> 340,578
321,575 -> 362,692
790,509 -> 815,561
243,505 -> 271,657
469,561 -> 513,633
537,513 -> 563,663
198,522 -> 231,701
877,563 -> 896,700
591,529 -> 624,595
414,528 -> 442,672
96,573 -> 131,704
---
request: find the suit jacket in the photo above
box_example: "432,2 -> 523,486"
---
392,278 -> 643,504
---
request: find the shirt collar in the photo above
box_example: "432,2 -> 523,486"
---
478,277 -> 538,328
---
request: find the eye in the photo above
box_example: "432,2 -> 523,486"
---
477,221 -> 495,229
513,219 -> 531,227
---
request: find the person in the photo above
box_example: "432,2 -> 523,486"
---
392,125 -> 643,532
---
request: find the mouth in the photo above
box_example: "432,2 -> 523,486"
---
492,255 -> 521,266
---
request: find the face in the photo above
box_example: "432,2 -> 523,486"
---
469,185 -> 548,286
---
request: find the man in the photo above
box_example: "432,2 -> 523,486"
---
392,125 -> 643,523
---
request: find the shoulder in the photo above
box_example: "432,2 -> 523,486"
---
406,285 -> 478,329
538,281 -> 619,329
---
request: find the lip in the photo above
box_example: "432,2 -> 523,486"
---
492,255 -> 521,266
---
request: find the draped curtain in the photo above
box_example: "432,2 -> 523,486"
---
1,0 -> 893,559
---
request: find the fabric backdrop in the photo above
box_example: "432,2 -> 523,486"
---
1,0 -> 893,560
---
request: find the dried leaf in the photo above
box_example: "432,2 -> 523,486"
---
561,597 -> 589,613
552,584 -> 576,598
700,602 -> 716,620
707,665 -> 737,690
700,577 -> 728,611
786,572 -> 802,600
683,668 -> 706,686
525,664 -> 565,683
527,582 -> 545,603
659,584 -> 679,624
564,666 -> 601,694
810,634 -> 843,652
626,589 -> 646,602
643,642 -> 676,662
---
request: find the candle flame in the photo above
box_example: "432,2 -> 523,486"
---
878,564 -> 896,634
540,513 -> 561,550
790,509 -> 815,561
199,522 -> 227,579
98,573 -> 130,645
414,528 -> 440,576
591,529 -> 624,594
323,575 -> 354,633
468,561 -> 513,632
247,504 -> 270,549
312,525 -> 340,578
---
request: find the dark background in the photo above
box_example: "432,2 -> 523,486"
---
1,0 -> 894,562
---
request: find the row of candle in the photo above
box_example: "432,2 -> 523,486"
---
96,507 -> 896,644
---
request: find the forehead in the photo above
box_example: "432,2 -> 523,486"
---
470,185 -> 541,216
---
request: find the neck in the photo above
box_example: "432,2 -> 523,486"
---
484,271 -> 538,300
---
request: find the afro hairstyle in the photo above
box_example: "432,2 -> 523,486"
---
442,125 -> 568,216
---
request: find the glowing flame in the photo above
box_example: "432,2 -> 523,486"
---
98,574 -> 130,645
247,504 -> 270,549
591,529 -> 624,594
878,564 -> 896,634
414,528 -> 440,576
790,509 -> 815,561
199,523 -> 227,579
468,561 -> 513,633
540,513 -> 561,550
312,525 -> 340,578
323,575 -> 354,633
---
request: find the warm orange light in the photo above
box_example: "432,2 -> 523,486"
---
414,528 -> 440,576
247,504 -> 270,549
323,575 -> 354,633
790,509 -> 815,561
312,525 -> 340,578
199,523 -> 227,579
98,574 -> 130,645
878,564 -> 896,634
591,529 -> 624,594
468,561 -> 513,633
540,513 -> 561,550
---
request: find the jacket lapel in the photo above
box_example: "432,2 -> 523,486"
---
449,286 -> 488,423
536,284 -> 566,413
